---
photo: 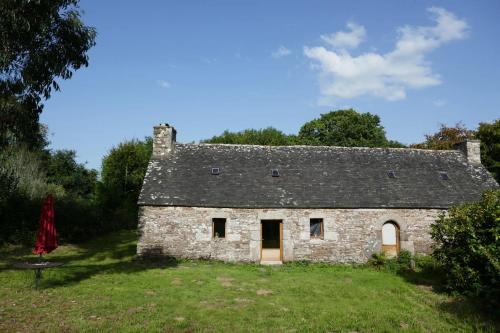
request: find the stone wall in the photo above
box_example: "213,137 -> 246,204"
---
137,206 -> 444,263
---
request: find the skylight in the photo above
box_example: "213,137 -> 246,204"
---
387,170 -> 396,178
439,171 -> 449,180
211,167 -> 220,175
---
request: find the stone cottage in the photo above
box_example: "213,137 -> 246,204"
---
137,123 -> 498,263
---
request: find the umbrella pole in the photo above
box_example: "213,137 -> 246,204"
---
35,253 -> 42,289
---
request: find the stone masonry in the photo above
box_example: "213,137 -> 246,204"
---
137,206 -> 444,263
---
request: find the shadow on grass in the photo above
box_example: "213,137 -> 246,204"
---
1,230 -> 178,288
396,266 -> 499,330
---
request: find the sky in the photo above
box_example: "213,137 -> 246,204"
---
41,0 -> 500,170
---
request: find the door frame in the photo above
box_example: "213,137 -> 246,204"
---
382,221 -> 400,256
260,219 -> 283,261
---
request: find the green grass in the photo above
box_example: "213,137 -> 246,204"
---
0,231 -> 496,332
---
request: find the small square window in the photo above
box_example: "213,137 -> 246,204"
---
310,218 -> 324,239
271,169 -> 280,177
439,171 -> 450,180
212,218 -> 226,238
211,167 -> 220,175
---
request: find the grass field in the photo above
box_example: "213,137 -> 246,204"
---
0,230 -> 496,332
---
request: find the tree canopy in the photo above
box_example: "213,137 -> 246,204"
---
476,119 -> 500,182
0,0 -> 96,148
298,109 -> 405,147
204,109 -> 406,148
410,123 -> 475,150
203,127 -> 297,146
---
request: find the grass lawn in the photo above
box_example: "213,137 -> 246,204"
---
0,230 -> 496,332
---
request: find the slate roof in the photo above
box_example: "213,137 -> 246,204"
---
138,143 -> 498,209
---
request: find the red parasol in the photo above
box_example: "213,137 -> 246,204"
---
33,194 -> 58,255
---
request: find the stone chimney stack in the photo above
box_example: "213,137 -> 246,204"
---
454,139 -> 481,164
153,123 -> 176,158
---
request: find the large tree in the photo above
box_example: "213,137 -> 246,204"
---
99,138 -> 152,228
0,0 -> 96,148
298,109 -> 405,147
476,119 -> 500,182
203,127 -> 297,146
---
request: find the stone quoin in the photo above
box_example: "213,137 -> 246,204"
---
137,123 -> 498,263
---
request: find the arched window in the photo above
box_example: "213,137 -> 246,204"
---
382,221 -> 400,257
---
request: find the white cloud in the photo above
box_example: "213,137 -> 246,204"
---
304,7 -> 468,103
320,22 -> 366,49
157,80 -> 171,89
433,99 -> 447,107
271,46 -> 291,58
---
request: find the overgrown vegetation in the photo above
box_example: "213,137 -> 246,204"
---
431,190 -> 500,311
0,230 -> 497,332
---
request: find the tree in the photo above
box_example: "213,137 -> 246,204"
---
410,123 -> 475,150
476,119 -> 500,183
203,127 -> 296,146
298,109 -> 404,147
45,150 -> 98,199
99,138 -> 152,228
0,0 -> 96,148
431,190 -> 500,310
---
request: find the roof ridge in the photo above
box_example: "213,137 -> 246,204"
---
176,142 -> 462,154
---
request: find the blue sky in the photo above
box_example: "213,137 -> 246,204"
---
41,0 -> 500,170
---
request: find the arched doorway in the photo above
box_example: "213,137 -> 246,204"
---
382,221 -> 400,257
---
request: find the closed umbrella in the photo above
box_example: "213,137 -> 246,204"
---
33,194 -> 58,255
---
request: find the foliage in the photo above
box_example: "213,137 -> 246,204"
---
203,127 -> 297,146
476,119 -> 500,182
368,252 -> 387,270
0,231 -> 496,332
411,122 -> 475,150
99,138 -> 152,229
431,190 -> 500,309
0,0 -> 96,148
298,109 -> 405,147
203,110 -> 406,148
45,149 -> 98,199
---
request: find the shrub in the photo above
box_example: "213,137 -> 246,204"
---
368,252 -> 387,270
431,190 -> 500,309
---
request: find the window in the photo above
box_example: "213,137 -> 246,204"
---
310,218 -> 324,239
212,218 -> 226,238
271,169 -> 280,177
439,171 -> 449,180
211,167 -> 220,175
387,170 -> 396,178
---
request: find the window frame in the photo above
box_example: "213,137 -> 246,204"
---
309,218 -> 324,239
212,218 -> 227,239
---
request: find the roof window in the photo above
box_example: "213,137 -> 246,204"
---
211,167 -> 220,175
439,171 -> 449,180
387,170 -> 396,178
271,169 -> 280,177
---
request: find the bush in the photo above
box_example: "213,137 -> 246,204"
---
431,190 -> 500,309
368,252 -> 387,270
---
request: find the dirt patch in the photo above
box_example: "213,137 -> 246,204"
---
171,278 -> 182,286
217,276 -> 234,287
127,306 -> 144,314
256,289 -> 273,296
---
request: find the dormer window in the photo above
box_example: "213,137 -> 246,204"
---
211,167 -> 220,175
271,169 -> 280,177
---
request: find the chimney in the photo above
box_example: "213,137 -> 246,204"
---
454,139 -> 481,164
153,123 -> 176,158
